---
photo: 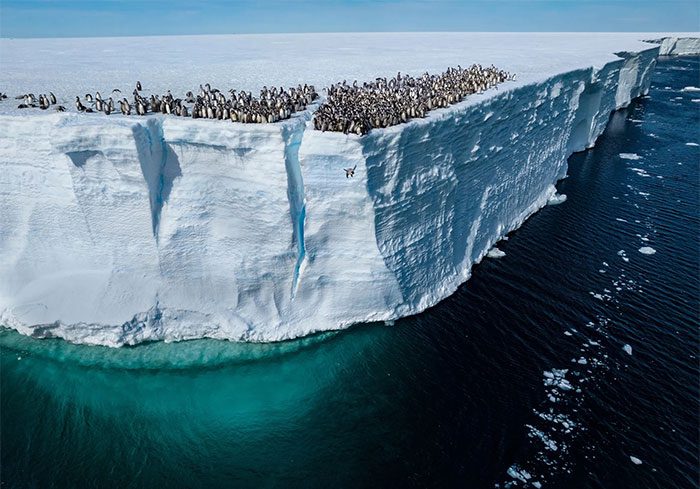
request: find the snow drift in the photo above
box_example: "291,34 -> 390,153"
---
0,35 -> 697,345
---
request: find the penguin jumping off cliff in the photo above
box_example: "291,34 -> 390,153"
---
344,165 -> 357,178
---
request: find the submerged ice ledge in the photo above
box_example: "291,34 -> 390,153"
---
0,39 -> 694,346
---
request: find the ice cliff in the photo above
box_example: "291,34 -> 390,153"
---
0,36 -> 697,345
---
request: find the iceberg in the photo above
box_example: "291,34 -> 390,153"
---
0,33 -> 698,346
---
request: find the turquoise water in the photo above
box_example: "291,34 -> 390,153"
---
1,326 -> 402,487
2,56 -> 699,488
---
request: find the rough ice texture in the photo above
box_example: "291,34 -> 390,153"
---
0,33 -> 698,346
650,36 -> 700,55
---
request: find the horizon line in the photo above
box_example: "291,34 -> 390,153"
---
3,30 -> 699,41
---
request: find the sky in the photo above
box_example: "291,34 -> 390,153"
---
0,0 -> 698,38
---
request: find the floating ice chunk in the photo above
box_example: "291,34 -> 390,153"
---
577,357 -> 588,365
623,344 -> 633,355
533,482 -> 542,489
619,153 -> 642,160
686,142 -> 699,147
681,86 -> 700,92
639,247 -> 656,255
527,425 -> 559,451
507,465 -> 532,482
548,193 -> 567,205
564,331 -> 573,336
544,368 -> 573,390
630,456 -> 643,465
629,167 -> 651,177
616,218 -> 628,222
487,247 -> 506,259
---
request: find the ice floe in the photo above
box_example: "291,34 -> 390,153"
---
619,153 -> 642,160
547,193 -> 567,205
487,248 -> 507,259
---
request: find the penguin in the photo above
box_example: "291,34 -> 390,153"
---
75,96 -> 86,112
55,105 -> 66,112
344,165 -> 357,178
49,92 -> 56,104
136,81 -> 142,91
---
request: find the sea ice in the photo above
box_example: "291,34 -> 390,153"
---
680,86 -> 700,92
685,142 -> 699,147
619,153 -> 642,160
487,248 -> 507,259
547,193 -> 567,205
623,344 -> 633,355
639,247 -> 657,255
630,456 -> 643,465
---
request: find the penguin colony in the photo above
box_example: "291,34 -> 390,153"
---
5,82 -> 318,124
126,82 -> 318,122
313,64 -> 513,135
1,64 -> 513,134
5,91 -> 65,112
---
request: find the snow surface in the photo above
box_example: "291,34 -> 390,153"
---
0,33 -> 698,345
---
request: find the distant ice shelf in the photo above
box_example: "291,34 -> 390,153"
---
0,33 -> 698,346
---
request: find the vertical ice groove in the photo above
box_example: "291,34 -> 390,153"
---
132,118 -> 181,242
282,120 -> 308,297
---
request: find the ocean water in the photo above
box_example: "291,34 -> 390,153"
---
1,56 -> 698,489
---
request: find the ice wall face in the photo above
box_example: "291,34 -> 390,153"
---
651,37 -> 700,56
0,40 -> 690,345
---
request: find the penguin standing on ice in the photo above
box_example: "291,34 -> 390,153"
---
75,96 -> 86,112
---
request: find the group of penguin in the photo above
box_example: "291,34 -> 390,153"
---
74,81 -> 319,123
2,64 -> 513,136
313,64 -> 513,135
7,91 -> 66,111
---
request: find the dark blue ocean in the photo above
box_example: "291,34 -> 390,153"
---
1,56 -> 698,489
